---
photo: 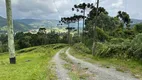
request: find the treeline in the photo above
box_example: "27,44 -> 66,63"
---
0,30 -> 70,53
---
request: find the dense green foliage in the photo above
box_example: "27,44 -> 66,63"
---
15,31 -> 67,49
134,23 -> 142,33
0,30 -> 68,53
128,34 -> 142,60
78,5 -> 142,61
73,43 -> 91,54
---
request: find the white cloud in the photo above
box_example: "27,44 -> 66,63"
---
0,0 -> 142,19
111,0 -> 123,8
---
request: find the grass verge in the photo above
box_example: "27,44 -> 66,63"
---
0,44 -> 65,80
70,47 -> 142,79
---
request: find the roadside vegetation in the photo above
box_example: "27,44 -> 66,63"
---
70,43 -> 142,79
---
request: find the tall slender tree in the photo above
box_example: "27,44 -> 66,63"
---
5,0 -> 16,64
73,14 -> 84,36
92,0 -> 99,56
117,11 -> 131,28
72,3 -> 94,42
60,17 -> 75,45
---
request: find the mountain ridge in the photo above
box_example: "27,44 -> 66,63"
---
0,16 -> 33,33
1,16 -> 142,34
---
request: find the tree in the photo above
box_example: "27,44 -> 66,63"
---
73,14 -> 84,36
5,0 -> 16,64
18,35 -> 32,49
117,11 -> 131,28
87,7 -> 108,21
47,30 -> 60,44
37,28 -> 46,34
72,3 -> 94,42
60,17 -> 75,45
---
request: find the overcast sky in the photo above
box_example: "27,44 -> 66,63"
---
0,0 -> 142,20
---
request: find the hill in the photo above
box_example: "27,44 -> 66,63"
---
16,19 -> 60,29
0,16 -> 33,33
131,19 -> 142,27
131,19 -> 142,24
16,19 -> 83,29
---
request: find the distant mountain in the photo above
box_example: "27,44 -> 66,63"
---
1,17 -> 141,34
16,19 -> 60,29
131,19 -> 142,25
0,16 -> 33,33
16,19 -> 83,29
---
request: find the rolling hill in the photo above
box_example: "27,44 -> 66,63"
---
16,19 -> 83,29
130,19 -> 142,27
131,19 -> 142,24
0,16 -> 33,33
1,16 -> 142,34
16,19 -> 60,29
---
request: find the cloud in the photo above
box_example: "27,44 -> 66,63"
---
111,0 -> 123,8
0,0 -> 142,20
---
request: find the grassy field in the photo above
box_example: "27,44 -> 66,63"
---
70,47 -> 142,79
0,44 -> 66,80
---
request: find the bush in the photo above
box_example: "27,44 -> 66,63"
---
96,27 -> 110,42
0,44 -> 8,53
123,29 -> 135,39
73,43 -> 91,54
134,23 -> 142,33
110,38 -> 125,44
95,39 -> 130,58
72,35 -> 81,44
95,33 -> 142,60
127,33 -> 142,60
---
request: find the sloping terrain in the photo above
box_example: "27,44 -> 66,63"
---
0,16 -> 33,33
16,19 -> 60,28
0,44 -> 67,80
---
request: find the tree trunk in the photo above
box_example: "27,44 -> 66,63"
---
5,0 -> 16,64
67,24 -> 70,45
82,9 -> 85,43
78,19 -> 80,36
92,0 -> 99,56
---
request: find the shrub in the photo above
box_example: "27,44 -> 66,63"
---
110,38 -> 124,44
134,23 -> 142,33
73,43 -> 91,54
128,33 -> 142,60
95,33 -> 142,60
96,27 -> 110,42
95,39 -> 130,58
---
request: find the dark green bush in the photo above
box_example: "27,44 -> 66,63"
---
134,23 -> 142,33
95,33 -> 142,60
95,39 -> 130,58
127,33 -> 142,60
73,43 -> 91,54
110,38 -> 124,44
96,27 -> 110,42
